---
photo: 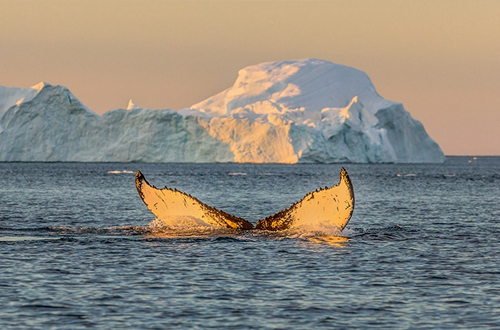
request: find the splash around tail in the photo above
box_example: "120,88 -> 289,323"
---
135,168 -> 354,233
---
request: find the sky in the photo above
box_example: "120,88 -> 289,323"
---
1,0 -> 499,156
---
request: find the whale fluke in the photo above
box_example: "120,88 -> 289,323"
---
135,171 -> 254,229
254,167 -> 354,231
135,168 -> 354,232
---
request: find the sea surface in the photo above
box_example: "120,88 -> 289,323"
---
1,157 -> 499,329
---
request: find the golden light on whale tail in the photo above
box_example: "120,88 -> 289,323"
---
254,167 -> 354,231
135,171 -> 254,229
135,168 -> 354,231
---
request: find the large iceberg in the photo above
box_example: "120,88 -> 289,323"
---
0,59 -> 444,163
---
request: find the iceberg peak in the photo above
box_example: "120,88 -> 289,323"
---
31,82 -> 50,93
127,99 -> 139,110
0,83 -> 45,116
190,58 -> 394,119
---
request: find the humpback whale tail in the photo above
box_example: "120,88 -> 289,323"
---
135,168 -> 354,232
135,171 -> 253,229
254,168 -> 354,231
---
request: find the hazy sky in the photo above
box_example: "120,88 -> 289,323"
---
1,0 -> 499,155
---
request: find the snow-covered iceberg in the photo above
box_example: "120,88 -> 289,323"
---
0,59 -> 444,163
0,83 -> 232,162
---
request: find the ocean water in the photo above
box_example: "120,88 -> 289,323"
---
1,157 -> 499,329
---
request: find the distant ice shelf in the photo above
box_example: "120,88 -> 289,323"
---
0,59 -> 444,163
